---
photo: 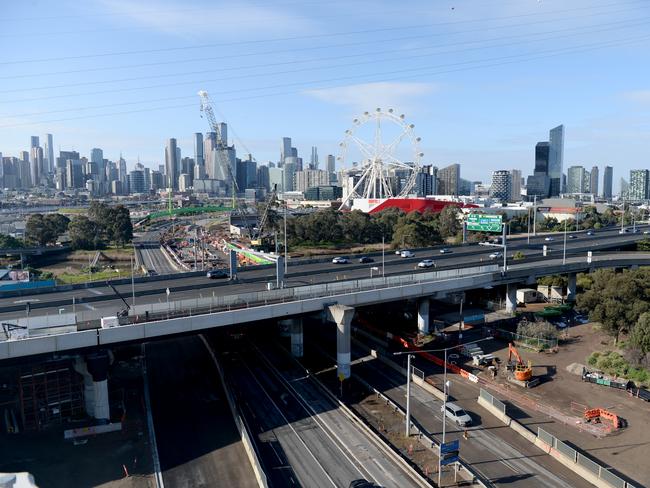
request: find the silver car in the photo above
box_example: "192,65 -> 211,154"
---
442,402 -> 472,427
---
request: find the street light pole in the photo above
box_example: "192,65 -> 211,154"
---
532,195 -> 537,236
405,353 -> 412,437
527,207 -> 531,245
439,347 -> 448,488
284,202 -> 288,274
382,234 -> 385,277
563,218 -> 567,265
131,254 -> 136,307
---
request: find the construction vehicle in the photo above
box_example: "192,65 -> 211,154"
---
250,184 -> 278,252
506,342 -> 539,388
106,282 -> 131,318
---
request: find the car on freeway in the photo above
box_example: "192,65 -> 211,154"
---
349,480 -> 374,488
332,256 -> 349,264
395,249 -> 404,255
644,230 -> 650,235
544,236 -> 554,241
586,230 -> 595,236
358,256 -> 374,263
439,248 -> 451,254
417,259 -> 435,268
147,269 -> 158,276
488,252 -> 502,259
631,228 -> 640,233
206,269 -> 228,279
442,402 -> 473,427
619,228 -> 628,234
400,250 -> 415,258
568,234 -> 577,239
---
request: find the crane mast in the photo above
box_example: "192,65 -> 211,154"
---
198,90 -> 239,209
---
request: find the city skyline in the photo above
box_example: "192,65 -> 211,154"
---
1,1 -> 650,184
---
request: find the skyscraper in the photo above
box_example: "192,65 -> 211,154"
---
589,166 -> 599,196
165,138 -> 179,190
44,134 -> 54,173
193,132 -> 205,179
534,142 -> 549,174
510,169 -> 522,200
281,137 -> 292,165
30,146 -> 43,187
603,166 -> 613,199
90,148 -> 104,186
567,166 -> 586,194
548,125 -> 564,196
310,146 -> 319,169
437,164 -> 460,195
490,170 -> 512,201
629,170 -> 649,201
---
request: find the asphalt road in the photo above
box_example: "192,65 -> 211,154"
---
222,339 -> 427,488
305,324 -> 592,488
144,336 -> 258,488
135,225 -> 179,275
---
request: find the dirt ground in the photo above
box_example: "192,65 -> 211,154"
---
474,323 -> 650,486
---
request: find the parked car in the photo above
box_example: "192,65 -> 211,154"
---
206,269 -> 228,279
358,256 -> 374,263
417,259 -> 435,268
439,248 -> 451,254
442,402 -> 472,427
400,250 -> 415,258
332,256 -> 349,264
544,236 -> 554,241
488,252 -> 502,260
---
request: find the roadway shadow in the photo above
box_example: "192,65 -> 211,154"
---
490,473 -> 534,484
502,401 -> 532,421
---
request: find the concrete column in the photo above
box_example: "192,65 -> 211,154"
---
417,298 -> 430,335
285,318 -> 303,357
86,351 -> 112,424
229,249 -> 237,280
276,255 -> 285,288
505,283 -> 517,314
567,273 -> 577,302
73,358 -> 95,417
327,304 -> 355,380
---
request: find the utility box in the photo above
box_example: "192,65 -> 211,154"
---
100,316 -> 120,329
516,288 -> 539,304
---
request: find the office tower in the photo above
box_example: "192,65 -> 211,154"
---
603,166 -> 613,199
257,165 -> 270,191
490,170 -> 512,201
510,169 -> 522,200
128,170 -> 146,193
310,146 -> 319,169
44,134 -> 54,173
118,155 -> 127,187
620,178 -> 629,198
151,171 -> 165,190
217,123 -> 228,146
629,170 -> 649,201
236,156 -> 257,190
90,148 -> 105,186
269,167 -> 284,192
548,125 -> 564,196
437,163 -> 460,195
590,166 -> 599,196
65,159 -> 84,189
534,142 -> 549,174
165,138 -> 179,190
567,166 -> 586,193
30,136 -> 39,149
293,169 -> 329,193
582,169 -> 591,194
181,157 -> 194,185
30,146 -> 43,187
416,166 -> 437,197
193,132 -> 204,177
327,154 -> 335,173
280,137 -> 292,166
283,161 -> 297,192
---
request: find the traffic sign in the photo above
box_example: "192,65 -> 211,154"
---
440,439 -> 460,466
466,214 -> 502,233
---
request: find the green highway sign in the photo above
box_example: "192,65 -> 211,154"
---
466,214 -> 503,232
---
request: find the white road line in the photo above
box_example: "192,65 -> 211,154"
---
87,289 -> 104,295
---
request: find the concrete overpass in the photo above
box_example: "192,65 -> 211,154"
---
2,251 -> 649,363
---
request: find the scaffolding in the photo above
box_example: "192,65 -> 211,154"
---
18,360 -> 84,431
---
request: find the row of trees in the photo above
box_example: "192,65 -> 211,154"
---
281,206 -> 461,248
577,268 -> 650,364
23,202 -> 133,250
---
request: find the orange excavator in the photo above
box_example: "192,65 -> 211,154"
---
506,343 -> 539,388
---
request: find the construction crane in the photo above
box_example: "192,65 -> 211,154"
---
198,90 -> 239,209
506,342 -> 539,387
250,184 -> 278,251
106,282 -> 131,318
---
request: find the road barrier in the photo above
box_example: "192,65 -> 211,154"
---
478,389 -> 506,415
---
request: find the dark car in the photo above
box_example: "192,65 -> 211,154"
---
147,269 -> 158,276
206,269 -> 228,279
358,256 -> 374,263
349,480 -> 374,488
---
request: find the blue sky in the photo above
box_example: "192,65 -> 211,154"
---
1,0 -> 649,188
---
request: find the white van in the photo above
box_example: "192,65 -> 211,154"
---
400,250 -> 415,258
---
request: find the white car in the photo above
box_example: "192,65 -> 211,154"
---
439,248 -> 451,254
400,250 -> 415,258
395,249 -> 404,255
442,402 -> 472,427
417,259 -> 435,268
619,229 -> 628,234
644,231 -> 650,235
488,252 -> 502,259
332,256 -> 348,264
544,237 -> 554,241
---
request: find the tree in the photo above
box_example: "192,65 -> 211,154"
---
110,205 -> 133,246
438,205 -> 461,238
25,214 -> 55,246
45,213 -> 70,237
0,234 -> 24,249
631,312 -> 650,356
638,239 -> 650,251
69,216 -> 102,250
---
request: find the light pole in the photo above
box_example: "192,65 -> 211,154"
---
526,206 -> 531,245
563,218 -> 567,265
393,336 -> 493,485
382,234 -> 385,277
284,202 -> 288,274
370,266 -> 379,278
532,195 -> 537,236
131,254 -> 136,307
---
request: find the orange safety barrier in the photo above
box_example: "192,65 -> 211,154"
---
584,408 -> 620,429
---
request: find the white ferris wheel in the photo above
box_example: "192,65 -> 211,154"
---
337,108 -> 423,210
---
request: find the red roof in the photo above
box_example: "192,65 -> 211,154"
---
368,198 -> 478,214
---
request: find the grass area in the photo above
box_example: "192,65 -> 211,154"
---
55,267 -> 139,284
67,246 -> 134,260
587,350 -> 650,386
147,205 -> 232,220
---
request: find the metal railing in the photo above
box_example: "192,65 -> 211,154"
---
494,328 -> 558,351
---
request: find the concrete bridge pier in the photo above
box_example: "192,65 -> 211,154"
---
327,304 -> 355,380
279,318 -> 303,357
417,298 -> 430,335
73,350 -> 112,423
505,283 -> 518,314
567,273 -> 577,302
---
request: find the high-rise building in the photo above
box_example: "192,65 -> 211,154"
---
283,161 -> 297,192
118,155 -> 127,188
416,165 -> 437,196
128,170 -> 146,193
30,146 -> 43,187
65,159 -> 84,189
548,125 -> 564,196
534,142 -> 550,174
590,166 -> 599,196
269,167 -> 284,192
567,166 -> 586,194
293,169 -> 329,193
510,169 -> 522,200
281,137 -> 292,165
490,170 -> 512,201
629,170 -> 649,201
236,156 -> 257,190
44,134 -> 54,173
437,164 -> 460,195
620,178 -> 629,199
310,146 -> 319,169
193,133 -> 204,178
327,154 -> 335,173
165,138 -> 178,190
257,165 -> 270,191
603,166 -> 613,199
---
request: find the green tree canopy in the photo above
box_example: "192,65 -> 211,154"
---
69,216 -> 102,250
25,213 -> 69,246
0,234 -> 24,249
631,312 -> 650,356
